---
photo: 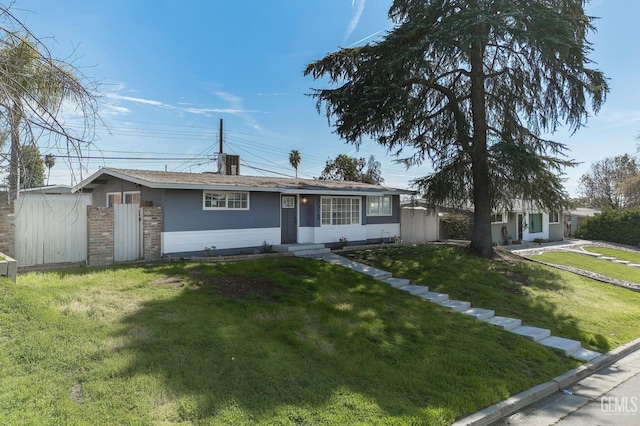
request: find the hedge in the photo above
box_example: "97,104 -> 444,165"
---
575,208 -> 640,246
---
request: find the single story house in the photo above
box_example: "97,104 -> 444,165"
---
75,168 -> 412,256
491,201 -> 564,245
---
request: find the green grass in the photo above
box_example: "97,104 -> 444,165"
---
344,245 -> 640,353
531,251 -> 640,285
0,257 -> 580,425
584,247 -> 640,264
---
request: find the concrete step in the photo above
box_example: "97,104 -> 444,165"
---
273,243 -> 326,253
417,291 -> 449,303
402,285 -> 431,295
569,347 -> 601,362
539,336 -> 581,356
439,300 -> 471,312
511,325 -> 551,342
462,307 -> 495,321
630,264 -> 640,269
321,255 -> 392,280
601,256 -> 616,261
381,277 -> 411,288
613,260 -> 631,265
483,316 -> 522,331
293,248 -> 331,257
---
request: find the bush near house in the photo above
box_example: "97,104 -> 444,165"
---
575,208 -> 640,246
441,213 -> 471,240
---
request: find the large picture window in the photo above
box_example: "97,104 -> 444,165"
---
366,195 -> 392,216
204,191 -> 249,210
321,196 -> 360,226
529,213 -> 543,233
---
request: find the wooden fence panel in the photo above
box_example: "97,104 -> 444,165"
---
114,204 -> 141,262
14,194 -> 90,266
401,207 -> 440,243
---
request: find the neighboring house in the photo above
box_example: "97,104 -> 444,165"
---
19,185 -> 74,195
75,168 -> 412,256
563,208 -> 601,238
491,201 -> 564,245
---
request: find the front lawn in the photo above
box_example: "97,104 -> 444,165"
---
344,244 -> 640,352
584,246 -> 640,264
0,257 -> 578,425
531,251 -> 640,284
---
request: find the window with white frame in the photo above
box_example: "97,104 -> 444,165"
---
366,195 -> 392,216
203,191 -> 249,210
491,212 -> 507,223
124,191 -> 140,204
529,213 -> 543,233
106,192 -> 122,207
321,196 -> 360,225
549,211 -> 560,224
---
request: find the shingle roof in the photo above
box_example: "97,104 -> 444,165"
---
76,167 -> 414,195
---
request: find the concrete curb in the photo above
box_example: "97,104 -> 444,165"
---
452,337 -> 640,425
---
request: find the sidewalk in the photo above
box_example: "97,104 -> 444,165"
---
498,345 -> 640,425
453,337 -> 640,425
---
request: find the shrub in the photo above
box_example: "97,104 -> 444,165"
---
575,208 -> 640,246
442,213 -> 471,240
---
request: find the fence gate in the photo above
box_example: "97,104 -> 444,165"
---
401,207 -> 440,243
114,204 -> 141,262
14,194 -> 90,267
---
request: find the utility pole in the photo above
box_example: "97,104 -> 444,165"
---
219,118 -> 223,154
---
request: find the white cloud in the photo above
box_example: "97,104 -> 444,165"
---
106,93 -> 170,108
103,91 -> 264,119
101,103 -> 131,117
345,0 -> 366,42
211,90 -> 266,132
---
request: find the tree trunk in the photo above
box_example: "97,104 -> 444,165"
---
468,37 -> 495,258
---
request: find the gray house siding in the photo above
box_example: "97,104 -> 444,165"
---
365,196 -> 401,225
86,177 -> 165,208
163,189 -> 280,232
89,177 -> 140,206
299,195 -> 317,227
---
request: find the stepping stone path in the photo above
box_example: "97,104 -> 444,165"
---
302,250 -> 602,362
569,248 -> 640,269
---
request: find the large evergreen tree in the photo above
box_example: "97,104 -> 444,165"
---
304,0 -> 607,257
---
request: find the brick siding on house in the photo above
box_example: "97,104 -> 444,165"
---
142,207 -> 162,260
87,206 -> 114,266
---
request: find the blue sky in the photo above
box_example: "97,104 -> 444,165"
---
10,0 -> 640,196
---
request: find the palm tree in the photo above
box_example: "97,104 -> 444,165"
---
0,37 -> 91,200
44,154 -> 55,185
288,149 -> 301,178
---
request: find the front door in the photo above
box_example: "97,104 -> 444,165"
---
281,195 -> 297,244
517,214 -> 524,241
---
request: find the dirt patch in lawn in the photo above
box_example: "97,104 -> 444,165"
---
189,269 -> 290,301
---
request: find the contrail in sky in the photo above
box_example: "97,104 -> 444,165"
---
345,0 -> 366,42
